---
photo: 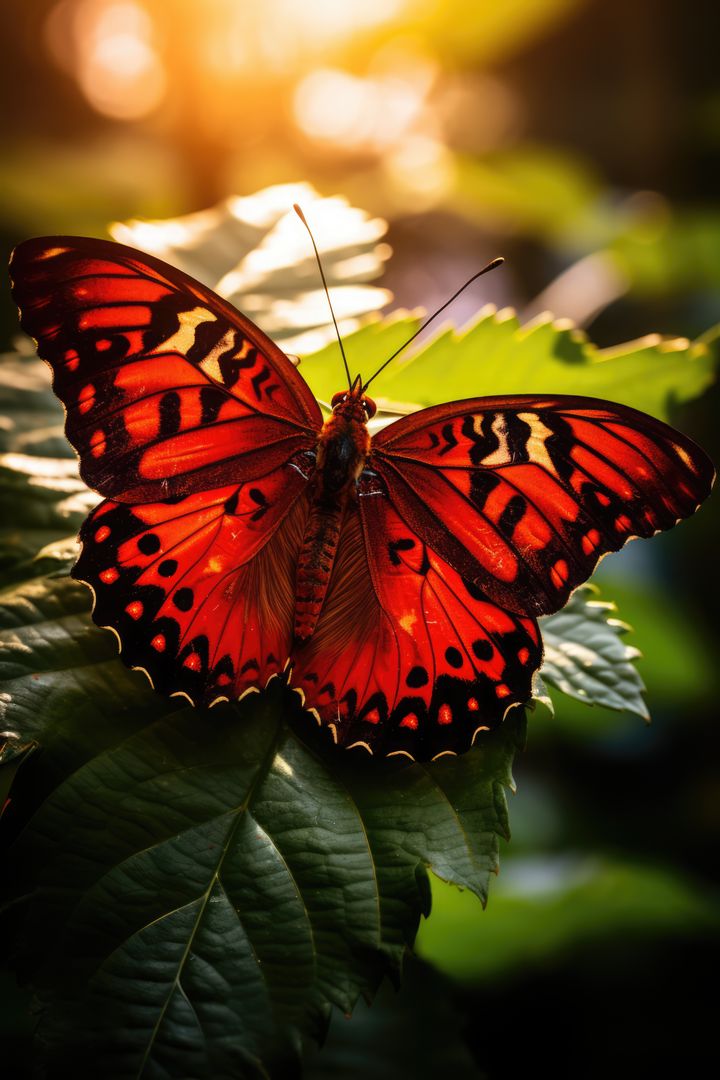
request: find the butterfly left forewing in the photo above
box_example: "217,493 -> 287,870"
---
372,395 -> 714,617
290,498 -> 541,760
10,236 -> 322,502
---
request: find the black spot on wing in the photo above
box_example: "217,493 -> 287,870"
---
469,470 -> 501,511
173,587 -> 194,612
472,639 -> 494,661
200,385 -> 226,424
498,494 -> 527,538
406,666 -> 429,688
159,391 -> 182,436
137,532 -> 161,555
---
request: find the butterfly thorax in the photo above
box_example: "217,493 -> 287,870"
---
293,395 -> 372,643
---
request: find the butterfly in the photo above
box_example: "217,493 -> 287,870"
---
10,235 -> 714,761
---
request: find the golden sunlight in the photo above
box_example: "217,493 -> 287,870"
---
201,0 -> 407,70
45,0 -> 166,120
293,59 -> 435,153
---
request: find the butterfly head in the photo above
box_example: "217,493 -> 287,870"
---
330,378 -> 377,421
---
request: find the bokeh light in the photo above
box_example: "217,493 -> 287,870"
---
45,0 -> 166,120
199,0 -> 406,69
293,61 -> 436,152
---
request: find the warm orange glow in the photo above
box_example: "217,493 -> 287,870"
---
200,0 -> 406,73
383,134 -> 455,208
41,0 -> 506,215
45,0 -> 166,120
293,58 -> 435,152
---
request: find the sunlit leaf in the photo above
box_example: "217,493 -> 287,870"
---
320,307 -> 716,421
111,183 -> 392,352
540,584 -> 648,720
298,311 -> 423,405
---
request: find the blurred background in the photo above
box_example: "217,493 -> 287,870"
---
1,1 -> 718,1075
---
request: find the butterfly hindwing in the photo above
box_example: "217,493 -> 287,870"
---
291,496 -> 542,760
372,395 -> 714,617
76,462 -> 310,703
10,236 -> 322,502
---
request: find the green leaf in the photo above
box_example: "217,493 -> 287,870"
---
1,569 -> 522,1076
297,311 -> 422,406
0,450 -> 94,585
301,307 -> 716,422
0,353 -> 72,459
0,353 -> 96,584
539,584 -> 649,720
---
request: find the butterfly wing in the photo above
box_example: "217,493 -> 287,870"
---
290,493 -> 542,760
77,465 -> 311,704
370,395 -> 714,617
11,235 -> 323,703
290,393 -> 712,759
10,236 -> 322,501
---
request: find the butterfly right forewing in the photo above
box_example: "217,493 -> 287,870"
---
371,395 -> 714,617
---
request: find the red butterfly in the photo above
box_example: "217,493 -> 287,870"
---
10,235 -> 714,761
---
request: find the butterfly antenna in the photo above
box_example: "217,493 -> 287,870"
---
361,257 -> 504,392
294,203 -> 352,389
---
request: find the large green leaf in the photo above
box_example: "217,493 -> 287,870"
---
1,569 -> 521,1076
301,308 -> 716,422
288,311 -> 423,406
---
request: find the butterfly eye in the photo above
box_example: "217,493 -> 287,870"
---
362,396 -> 377,419
330,392 -> 347,409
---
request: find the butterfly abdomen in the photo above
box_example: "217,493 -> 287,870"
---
294,498 -> 346,642
294,406 -> 370,642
